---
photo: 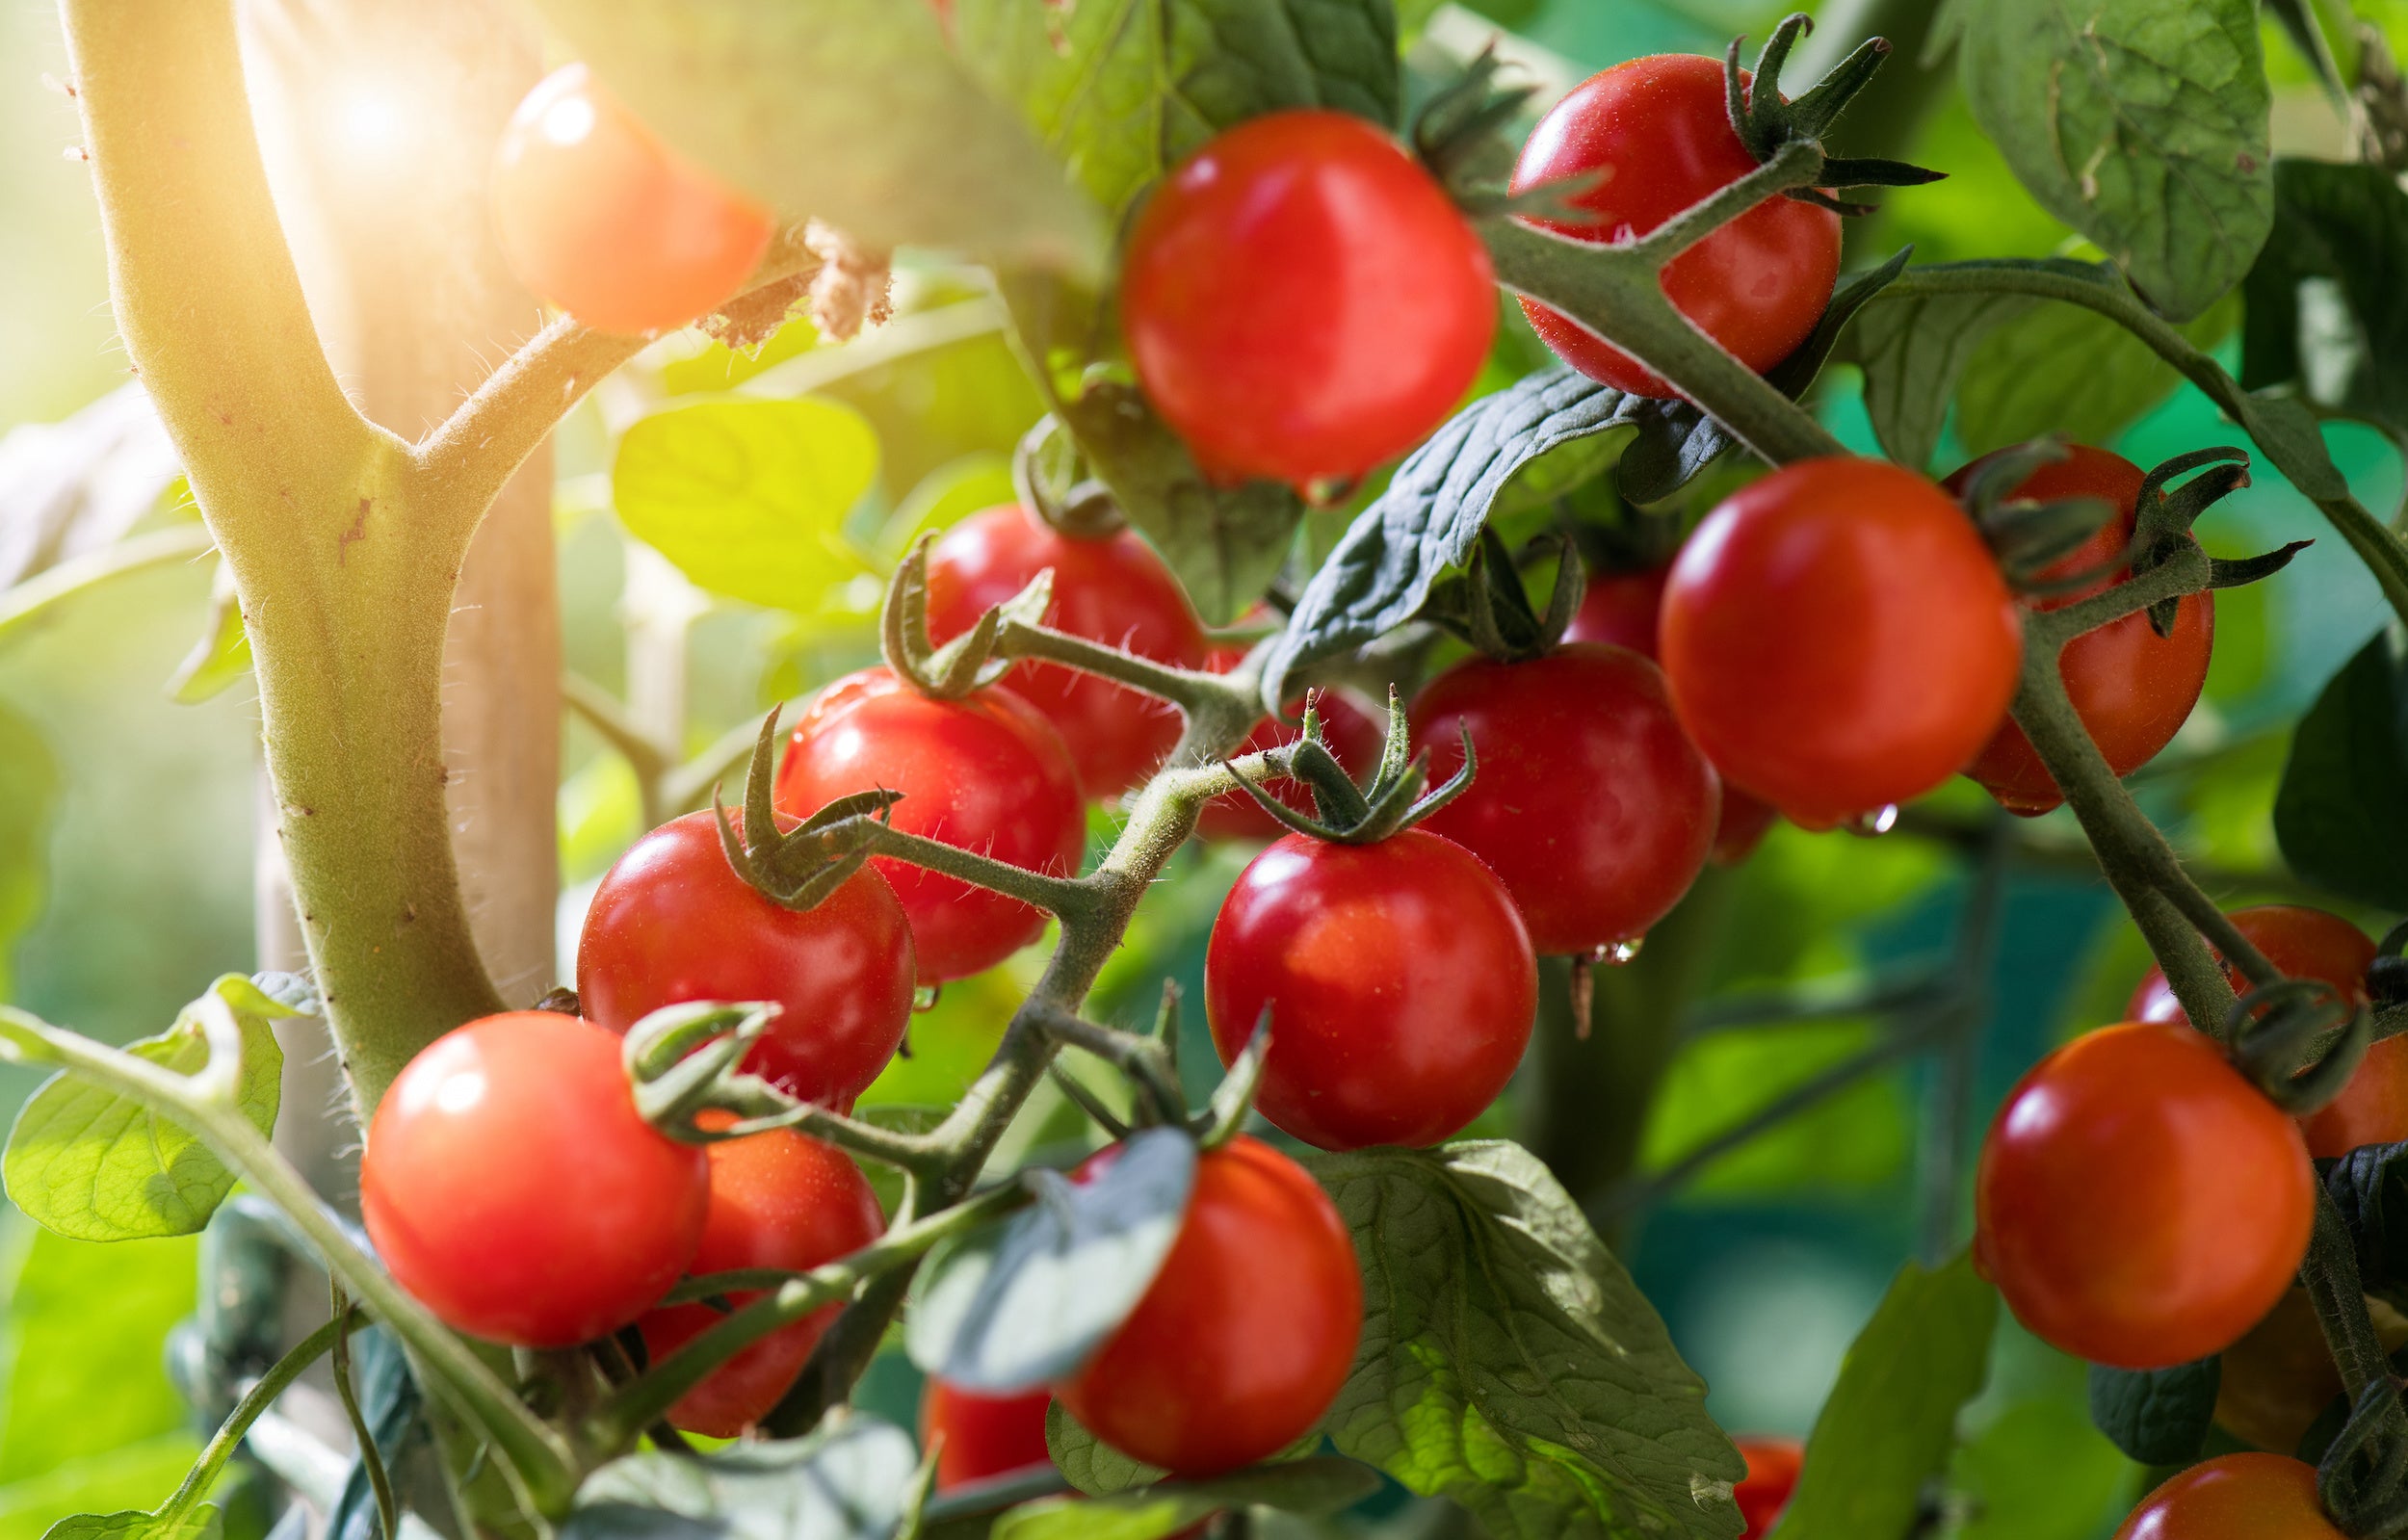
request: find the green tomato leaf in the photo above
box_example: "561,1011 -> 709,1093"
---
39,1508 -> 218,1540
1954,289 -> 2238,458
1044,1401 -> 1170,1499
2273,629 -> 2408,911
1302,1140 -> 1745,1540
1948,1395 -> 2133,1540
1773,1250 -> 1999,1540
2241,159 -> 2408,433
1640,1020 -> 1913,1198
1845,287 -> 2036,472
612,400 -> 881,613
0,1229 -> 199,1483
907,1127 -> 1196,1392
1958,0 -> 2272,321
953,0 -> 1400,230
0,697 -> 59,1002
2325,1141 -> 2408,1313
565,1416 -> 917,1540
521,1 -> 1104,275
165,557 -> 250,706
2,976 -> 302,1242
2084,1358 -> 2218,1465
327,1329 -> 427,1540
991,1458 -> 1381,1540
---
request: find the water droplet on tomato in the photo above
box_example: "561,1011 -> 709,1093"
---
1844,804 -> 1900,838
1587,938 -> 1644,966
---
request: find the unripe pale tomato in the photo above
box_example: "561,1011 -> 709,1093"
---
492,65 -> 775,335
1121,109 -> 1496,489
2128,903 -> 2403,1160
2112,1452 -> 2343,1539
1948,445 -> 2214,815
1204,829 -> 1536,1150
1413,643 -> 1718,953
576,811 -> 915,1109
1660,458 -> 2023,827
1196,639 -> 1386,843
920,1382 -> 1054,1492
1974,1021 -> 2314,1369
1735,1436 -> 1804,1537
924,504 -> 1208,798
361,1012 -> 707,1347
1057,1135 -> 1361,1475
773,668 -> 1086,983
1509,55 -> 1841,399
636,1125 -> 884,1437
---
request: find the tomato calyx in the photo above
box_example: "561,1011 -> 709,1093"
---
2228,977 -> 2375,1117
1717,15 -> 1945,218
1951,437 -> 2127,593
1222,689 -> 1475,845
883,536 -> 1057,700
712,708 -> 902,910
1421,527 -> 1584,664
1039,983 -> 1273,1153
1013,413 -> 1131,540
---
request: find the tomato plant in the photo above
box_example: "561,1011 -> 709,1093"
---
1195,680 -> 1386,843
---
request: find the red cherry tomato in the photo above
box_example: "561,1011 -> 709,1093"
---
576,811 -> 915,1109
1510,55 -> 1842,399
1121,109 -> 1497,489
636,1125 -> 884,1437
492,65 -> 775,335
2112,1452 -> 2343,1540
1734,1437 -> 1804,1538
1057,1135 -> 1361,1475
1660,457 -> 2023,827
1197,639 -> 1387,842
773,668 -> 1086,983
1565,564 -> 1670,654
1712,787 -> 1780,866
1946,446 -> 2214,815
361,1012 -> 707,1348
1413,643 -> 1718,953
1205,829 -> 1537,1149
1974,1021 -> 2314,1369
921,1382 -> 1054,1492
924,504 -> 1208,798
2128,903 -> 2400,1159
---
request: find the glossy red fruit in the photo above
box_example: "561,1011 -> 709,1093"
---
1735,1437 -> 1804,1538
1565,564 -> 1670,654
921,1382 -> 1054,1492
1121,109 -> 1497,489
2128,903 -> 2401,1159
924,503 -> 1209,798
1947,446 -> 2215,815
1205,829 -> 1537,1149
492,65 -> 775,335
361,1012 -> 707,1348
2112,1452 -> 2343,1540
1197,640 -> 1387,842
773,669 -> 1086,983
1660,457 -> 2023,827
636,1126 -> 884,1437
1712,787 -> 1780,866
1975,1021 -> 2314,1369
1057,1135 -> 1361,1475
1510,55 -> 1842,399
577,811 -> 915,1109
1414,643 -> 1718,952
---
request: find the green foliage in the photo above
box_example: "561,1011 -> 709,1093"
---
2,977 -> 297,1242
1774,1252 -> 1998,1540
2084,1358 -> 2217,1465
564,1417 -> 919,1539
524,0 -> 1105,274
1304,1140 -> 1744,1540
991,1459 -> 1380,1539
36,1509 -> 215,1540
1953,290 -> 2239,458
2241,158 -> 2408,431
1640,1022 -> 1913,1198
1958,0 -> 2272,321
612,400 -> 880,613
162,562 -> 248,708
2273,629 -> 2408,910
1845,287 -> 2036,472
1948,1395 -> 2133,1540
0,701 -> 57,1003
1045,1401 -> 1169,1498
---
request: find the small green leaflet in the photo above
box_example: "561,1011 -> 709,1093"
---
1772,1250 -> 1998,1540
1304,1140 -> 1744,1540
612,400 -> 880,614
2274,629 -> 2408,911
563,1415 -> 918,1540
3,975 -> 302,1242
2084,1358 -> 2217,1465
2241,158 -> 2408,433
40,1508 -> 219,1540
1046,1398 -> 1169,1498
991,1459 -> 1380,1540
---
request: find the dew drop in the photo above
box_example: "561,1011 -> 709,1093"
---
1588,938 -> 1645,967
1845,804 -> 1900,838
912,982 -> 944,1014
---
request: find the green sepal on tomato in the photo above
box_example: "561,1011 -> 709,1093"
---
1196,635 -> 1385,843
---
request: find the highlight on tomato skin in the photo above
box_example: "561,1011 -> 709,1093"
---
2110,1452 -> 2346,1540
491,64 -> 776,336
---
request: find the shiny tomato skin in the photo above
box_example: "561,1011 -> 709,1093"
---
2128,904 -> 2397,1159
2113,1453 -> 2344,1540
1975,1021 -> 2314,1370
1510,55 -> 1842,399
925,503 -> 1208,798
1121,109 -> 1497,488
1565,565 -> 1670,654
361,1012 -> 707,1348
576,811 -> 915,1109
1947,446 -> 2214,815
1205,829 -> 1537,1149
1660,457 -> 2023,827
773,669 -> 1086,983
636,1126 -> 884,1437
1735,1437 -> 1804,1537
1413,643 -> 1718,952
492,65 -> 774,335
1057,1135 -> 1361,1475
921,1382 -> 1054,1492
1712,786 -> 1780,866
1197,639 -> 1387,842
